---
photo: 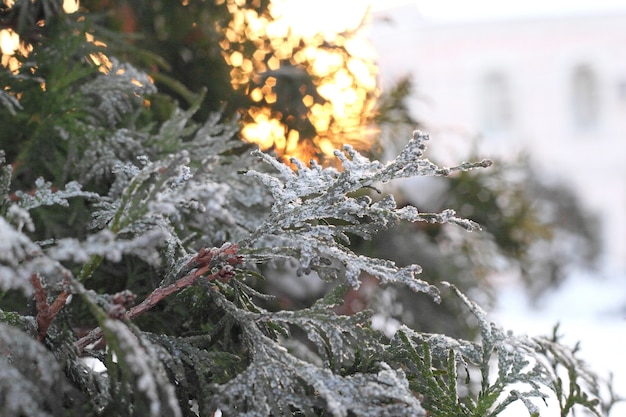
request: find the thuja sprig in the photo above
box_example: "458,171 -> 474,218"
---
387,283 -> 608,417
536,325 -> 604,416
394,330 -> 469,416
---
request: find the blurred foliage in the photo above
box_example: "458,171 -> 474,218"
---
82,0 -> 380,164
81,0 -> 258,117
349,154 -> 600,338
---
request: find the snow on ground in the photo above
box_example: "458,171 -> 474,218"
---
491,267 -> 626,416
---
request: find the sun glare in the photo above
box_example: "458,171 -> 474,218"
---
219,0 -> 380,165
0,28 -> 32,72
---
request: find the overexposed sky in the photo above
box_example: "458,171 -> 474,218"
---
277,0 -> 626,37
373,0 -> 626,21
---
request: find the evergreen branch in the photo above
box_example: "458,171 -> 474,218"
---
0,90 -> 22,115
0,7 -> 616,414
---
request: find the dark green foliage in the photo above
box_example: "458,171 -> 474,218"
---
81,0 -> 271,119
0,0 -> 64,40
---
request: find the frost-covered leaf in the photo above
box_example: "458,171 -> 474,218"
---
0,217 -> 40,295
101,319 -> 182,417
533,326 -> 604,417
14,178 -> 101,211
48,227 -> 166,265
0,151 -> 11,210
100,152 -> 196,233
5,204 -> 35,233
386,283 -> 605,417
0,323 -> 83,416
78,128 -> 148,183
0,90 -> 22,115
244,133 -> 488,298
0,215 -> 78,294
391,324 -> 548,417
212,314 -> 425,417
144,333 -> 245,416
80,58 -> 157,127
265,287 -> 376,369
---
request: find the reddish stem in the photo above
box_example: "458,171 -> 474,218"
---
75,244 -> 242,351
30,272 -> 71,341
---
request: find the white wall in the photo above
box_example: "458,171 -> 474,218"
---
368,5 -> 626,269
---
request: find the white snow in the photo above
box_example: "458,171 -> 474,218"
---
492,267 -> 626,416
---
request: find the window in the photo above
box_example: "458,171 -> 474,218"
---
480,72 -> 513,134
570,64 -> 599,130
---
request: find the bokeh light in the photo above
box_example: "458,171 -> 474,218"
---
1,0 -> 82,70
216,0 -> 380,165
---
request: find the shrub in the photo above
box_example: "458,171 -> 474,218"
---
0,2 -> 617,416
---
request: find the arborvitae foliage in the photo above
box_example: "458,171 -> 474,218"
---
0,2 -> 618,416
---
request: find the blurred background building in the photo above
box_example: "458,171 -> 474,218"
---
369,4 -> 626,272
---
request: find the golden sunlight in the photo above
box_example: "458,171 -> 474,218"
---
63,0 -> 80,14
2,0 -> 379,166
220,0 -> 379,165
85,32 -> 112,72
0,29 -> 19,56
1,28 -> 32,72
